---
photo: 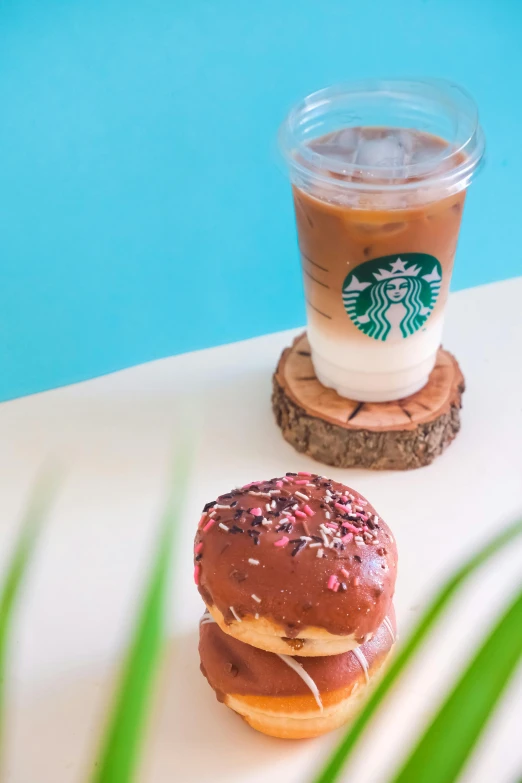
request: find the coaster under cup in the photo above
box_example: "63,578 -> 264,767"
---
272,333 -> 464,471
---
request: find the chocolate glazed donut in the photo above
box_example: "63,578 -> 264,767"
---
194,473 -> 397,656
199,608 -> 397,739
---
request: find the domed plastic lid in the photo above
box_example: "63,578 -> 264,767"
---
279,79 -> 485,196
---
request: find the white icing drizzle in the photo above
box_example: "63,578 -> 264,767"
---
383,616 -> 396,643
276,654 -> 323,712
229,606 -> 242,623
352,646 -> 370,684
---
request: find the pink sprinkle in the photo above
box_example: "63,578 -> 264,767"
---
282,476 -> 291,483
203,519 -> 215,532
198,514 -> 207,528
194,542 -> 203,554
333,582 -> 340,592
284,515 -> 296,524
275,481 -> 284,488
342,522 -> 360,534
303,504 -> 315,517
325,522 -> 338,530
294,479 -> 309,485
342,533 -> 353,544
327,574 -> 338,591
250,507 -> 263,517
341,495 -> 349,503
335,502 -> 350,513
294,509 -> 307,519
194,565 -> 200,585
340,568 -> 350,579
298,471 -> 312,476
274,536 -> 289,548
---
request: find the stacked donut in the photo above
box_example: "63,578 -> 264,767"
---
194,473 -> 398,739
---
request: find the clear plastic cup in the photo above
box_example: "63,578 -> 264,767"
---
279,79 -> 485,402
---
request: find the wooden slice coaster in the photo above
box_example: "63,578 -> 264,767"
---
272,333 -> 465,471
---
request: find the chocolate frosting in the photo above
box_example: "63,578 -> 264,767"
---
199,608 -> 396,699
194,474 -> 397,639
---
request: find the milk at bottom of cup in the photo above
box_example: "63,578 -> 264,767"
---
307,311 -> 444,402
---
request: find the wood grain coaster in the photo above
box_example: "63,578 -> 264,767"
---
272,333 -> 465,471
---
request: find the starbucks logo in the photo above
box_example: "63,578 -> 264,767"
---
342,253 -> 442,342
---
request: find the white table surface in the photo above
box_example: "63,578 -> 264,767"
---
0,278 -> 521,783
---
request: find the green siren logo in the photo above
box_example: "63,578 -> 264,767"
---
342,253 -> 442,342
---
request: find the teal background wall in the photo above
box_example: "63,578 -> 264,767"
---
0,0 -> 520,401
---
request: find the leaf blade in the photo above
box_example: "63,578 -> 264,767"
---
90,456 -> 188,783
392,584 -> 522,783
0,473 -> 57,763
312,518 -> 522,783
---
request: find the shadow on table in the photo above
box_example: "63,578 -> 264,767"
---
143,629 -> 311,782
9,629 -> 317,783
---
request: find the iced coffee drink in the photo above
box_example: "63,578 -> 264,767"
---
279,81 -> 485,402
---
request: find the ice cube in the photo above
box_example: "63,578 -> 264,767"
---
410,133 -> 451,173
309,128 -> 359,166
354,130 -> 412,173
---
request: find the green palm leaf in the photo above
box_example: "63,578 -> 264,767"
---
312,518 -> 522,783
392,582 -> 522,782
0,474 -> 57,761
90,455 -> 187,783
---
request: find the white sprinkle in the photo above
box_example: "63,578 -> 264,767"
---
306,483 -> 316,488
262,519 -> 273,526
373,515 -> 380,525
309,542 -> 321,548
265,503 -> 271,512
389,533 -> 395,543
248,558 -> 260,566
271,500 -> 277,509
214,504 -> 230,510
300,536 -> 312,541
208,510 -> 216,518
270,490 -> 281,496
321,531 -> 329,548
317,548 -> 324,558
325,511 -> 331,520
255,613 -> 260,619
294,491 -> 309,501
218,523 -> 229,531
251,594 -> 261,603
229,606 -> 242,622
249,491 -> 271,498
292,503 -> 298,510
354,505 -> 364,512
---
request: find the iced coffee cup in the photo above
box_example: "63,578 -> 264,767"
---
279,80 -> 485,402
